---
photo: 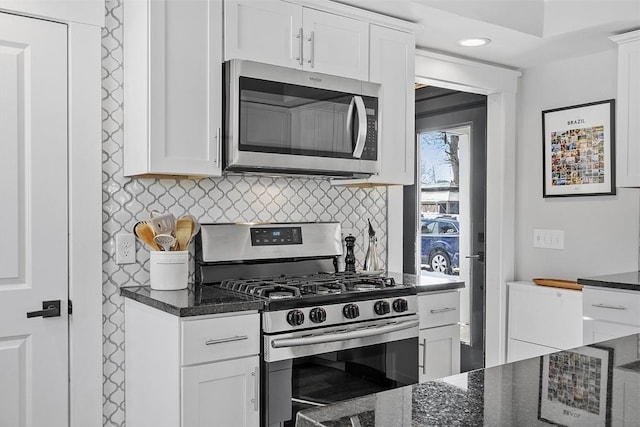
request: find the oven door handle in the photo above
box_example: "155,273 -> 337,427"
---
270,319 -> 419,348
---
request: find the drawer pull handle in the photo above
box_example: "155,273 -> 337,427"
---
430,307 -> 456,314
591,303 -> 627,311
205,335 -> 248,346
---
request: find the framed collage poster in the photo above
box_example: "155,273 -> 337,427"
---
542,99 -> 616,197
538,345 -> 614,426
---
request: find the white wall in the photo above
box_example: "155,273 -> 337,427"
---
515,48 -> 640,281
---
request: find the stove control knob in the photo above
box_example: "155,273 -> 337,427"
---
342,303 -> 360,319
392,298 -> 409,313
286,309 -> 305,327
374,300 -> 391,315
309,307 -> 327,324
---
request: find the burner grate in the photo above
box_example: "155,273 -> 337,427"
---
218,271 -> 397,300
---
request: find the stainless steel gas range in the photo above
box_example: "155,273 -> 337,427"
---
195,222 -> 418,427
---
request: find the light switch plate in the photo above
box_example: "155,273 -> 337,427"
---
533,228 -> 565,250
116,233 -> 136,264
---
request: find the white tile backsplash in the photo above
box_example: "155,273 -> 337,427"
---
101,1 -> 387,425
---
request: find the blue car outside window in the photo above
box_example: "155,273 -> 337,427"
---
420,217 -> 460,274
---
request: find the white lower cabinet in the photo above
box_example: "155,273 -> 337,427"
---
613,360 -> 640,427
124,299 -> 260,427
417,290 -> 461,382
582,286 -> 640,345
418,323 -> 460,382
507,281 -> 583,363
182,356 -> 259,427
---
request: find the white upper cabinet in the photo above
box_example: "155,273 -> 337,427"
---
124,0 -> 223,177
224,0 -> 302,69
301,8 -> 369,81
225,0 -> 369,80
334,25 -> 415,186
611,30 -> 640,187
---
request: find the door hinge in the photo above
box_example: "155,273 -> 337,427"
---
68,299 -> 73,315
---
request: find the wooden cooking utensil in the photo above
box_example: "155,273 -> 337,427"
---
134,221 -> 160,251
174,215 -> 194,251
533,278 -> 583,290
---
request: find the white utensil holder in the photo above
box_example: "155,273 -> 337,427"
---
150,250 -> 188,290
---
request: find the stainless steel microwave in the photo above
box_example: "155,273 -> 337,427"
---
223,60 -> 380,177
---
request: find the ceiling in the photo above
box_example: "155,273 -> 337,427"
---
336,0 -> 640,69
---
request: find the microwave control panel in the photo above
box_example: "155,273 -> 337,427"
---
360,115 -> 378,160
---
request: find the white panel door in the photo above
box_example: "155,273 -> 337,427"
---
0,13 -> 68,427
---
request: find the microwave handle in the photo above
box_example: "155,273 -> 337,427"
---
351,96 -> 367,159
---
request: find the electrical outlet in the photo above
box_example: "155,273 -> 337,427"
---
533,228 -> 565,250
116,233 -> 136,264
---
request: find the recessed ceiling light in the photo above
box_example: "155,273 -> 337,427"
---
457,38 -> 491,47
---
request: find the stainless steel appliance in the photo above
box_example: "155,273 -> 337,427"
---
195,222 -> 418,427
224,60 -> 380,177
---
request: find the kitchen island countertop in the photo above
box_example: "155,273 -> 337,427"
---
577,271 -> 640,291
296,333 -> 640,426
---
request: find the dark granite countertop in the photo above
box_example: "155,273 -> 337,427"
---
390,272 -> 465,293
296,333 -> 640,426
120,272 -> 463,317
577,271 -> 640,291
120,284 -> 264,316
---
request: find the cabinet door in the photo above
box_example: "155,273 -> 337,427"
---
583,319 -> 640,345
124,0 -> 222,177
508,283 -> 582,350
368,25 -> 415,185
613,32 -> 640,187
224,0 -> 303,69
418,324 -> 460,382
182,356 -> 260,427
333,25 -> 415,186
302,8 -> 369,80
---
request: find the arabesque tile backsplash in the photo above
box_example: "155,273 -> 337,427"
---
101,1 -> 388,425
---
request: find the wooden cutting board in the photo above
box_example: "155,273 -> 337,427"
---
533,278 -> 583,290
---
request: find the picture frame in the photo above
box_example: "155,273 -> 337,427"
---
542,99 -> 616,197
538,345 -> 614,426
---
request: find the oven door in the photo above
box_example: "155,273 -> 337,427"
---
263,315 -> 419,427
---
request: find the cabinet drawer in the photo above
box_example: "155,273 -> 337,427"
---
583,287 -> 640,326
182,313 -> 260,366
418,291 -> 460,329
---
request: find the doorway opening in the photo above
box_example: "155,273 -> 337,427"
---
404,85 -> 487,372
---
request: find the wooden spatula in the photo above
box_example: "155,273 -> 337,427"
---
134,221 -> 160,251
174,215 -> 194,251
